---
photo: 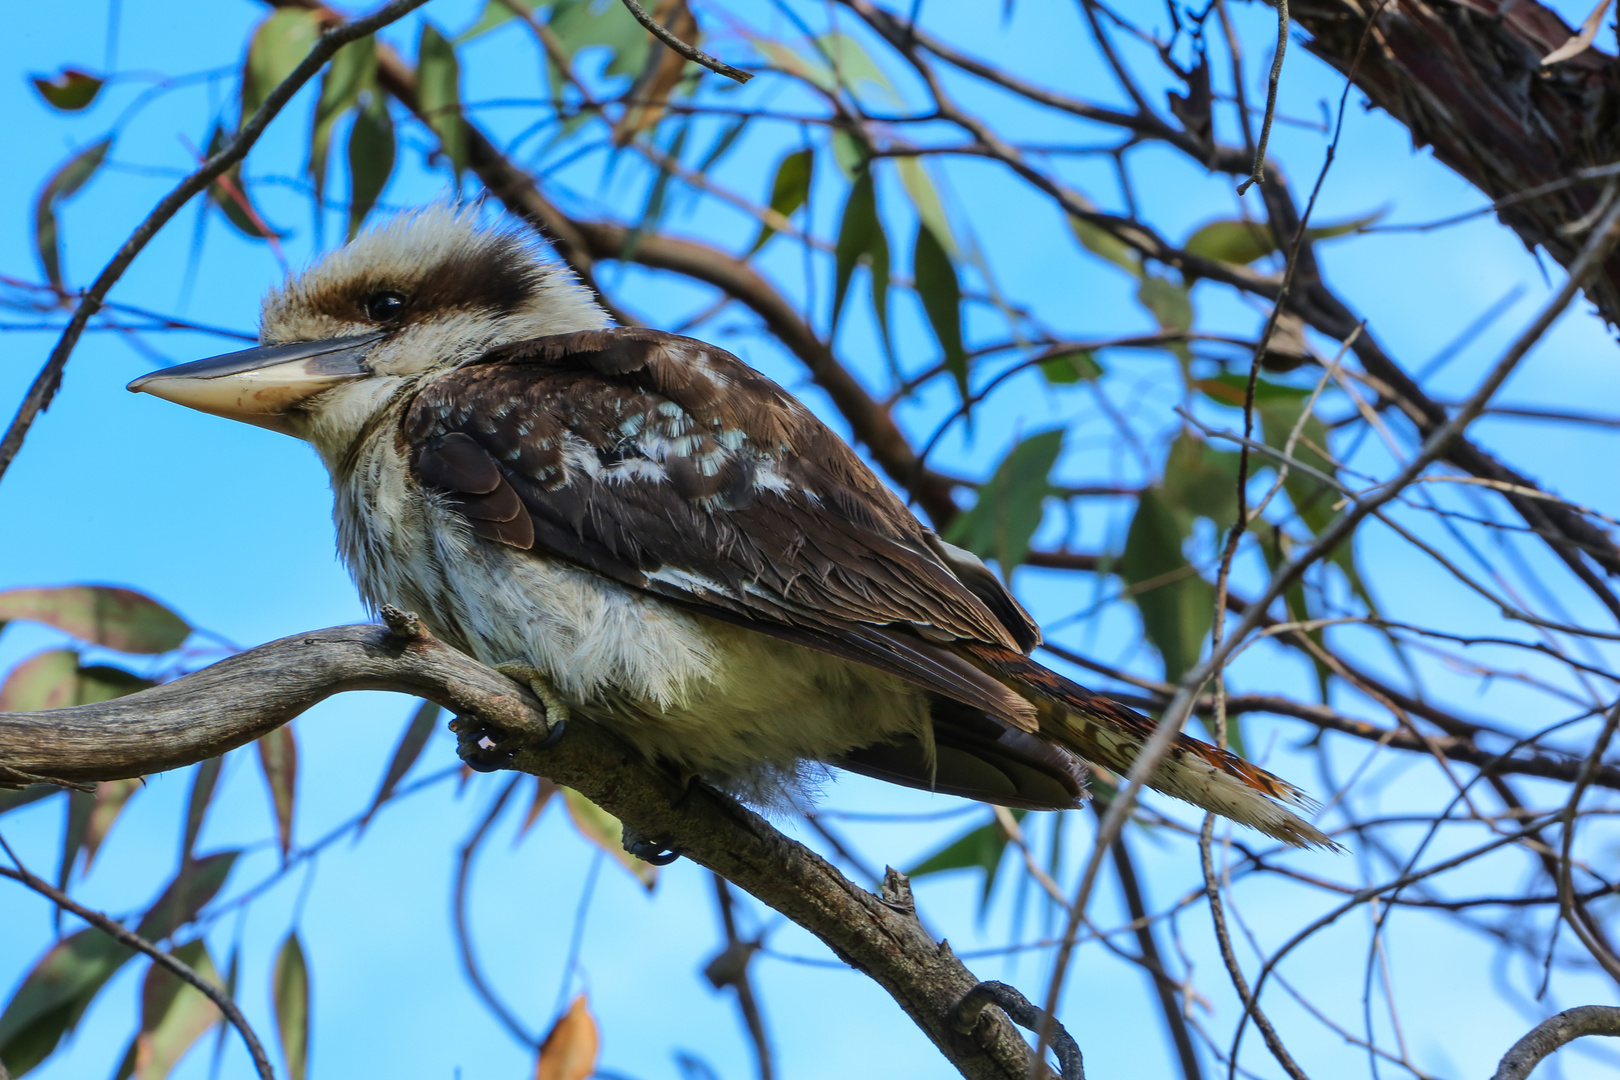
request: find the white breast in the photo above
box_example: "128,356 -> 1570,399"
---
327,434 -> 934,803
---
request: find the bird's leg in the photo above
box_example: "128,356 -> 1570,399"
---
493,660 -> 571,737
456,661 -> 571,772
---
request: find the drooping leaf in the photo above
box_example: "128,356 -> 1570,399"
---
896,156 -> 953,254
417,23 -> 468,181
460,0 -> 551,43
346,97 -> 394,239
116,939 -> 223,1080
944,430 -> 1064,574
1120,489 -> 1212,681
747,147 -> 813,254
535,994 -> 599,1080
204,126 -> 282,240
30,68 -> 104,111
829,126 -> 869,180
256,726 -> 298,859
32,139 -> 112,292
815,31 -> 899,105
363,699 -> 441,828
181,757 -> 223,865
57,788 -> 93,895
913,222 -> 967,402
0,928 -> 130,1076
1159,432 -> 1242,532
0,586 -> 188,654
272,933 -> 310,1080
241,9 -> 321,123
905,811 -> 1023,913
1136,274 -> 1192,334
631,118 -> 690,243
612,0 -> 701,146
136,851 -> 240,942
309,36 -> 376,202
517,776 -> 559,841
693,114 -> 749,175
548,0 -> 652,80
561,787 -> 657,889
1196,374 -> 1340,535
0,651 -> 153,712
1067,213 -> 1140,279
1038,348 -> 1103,385
83,779 -> 142,872
831,168 -> 889,337
0,856 -> 236,1076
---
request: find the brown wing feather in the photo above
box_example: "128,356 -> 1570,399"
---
402,327 -> 1037,727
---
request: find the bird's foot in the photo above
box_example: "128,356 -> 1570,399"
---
453,662 -> 571,772
621,824 -> 682,866
952,980 -> 1084,1080
493,661 -> 571,741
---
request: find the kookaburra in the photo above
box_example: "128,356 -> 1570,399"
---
130,206 -> 1333,849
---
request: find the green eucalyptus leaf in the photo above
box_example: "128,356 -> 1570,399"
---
913,222 -> 966,402
1067,214 -> 1140,279
906,811 -> 1024,914
748,147 -> 813,254
33,139 -> 111,292
364,699 -> 441,829
417,23 -> 468,181
896,156 -> 953,254
831,169 -> 889,334
241,9 -> 321,123
257,726 -> 298,860
30,69 -> 104,111
272,934 -> 310,1080
1038,348 -> 1103,385
346,97 -> 394,239
309,37 -> 376,201
944,430 -> 1064,573
1121,489 -> 1212,681
0,651 -> 153,712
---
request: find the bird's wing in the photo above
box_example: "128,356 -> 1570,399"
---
402,328 -> 1041,728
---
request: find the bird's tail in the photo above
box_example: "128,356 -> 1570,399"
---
961,643 -> 1342,851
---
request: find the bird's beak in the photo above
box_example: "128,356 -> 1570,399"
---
126,333 -> 385,435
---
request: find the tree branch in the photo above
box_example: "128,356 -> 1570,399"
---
1491,1005 -> 1620,1080
0,621 -> 1054,1080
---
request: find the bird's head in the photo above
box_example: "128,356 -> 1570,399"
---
128,205 -> 607,456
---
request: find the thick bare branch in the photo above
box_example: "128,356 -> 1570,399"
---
1490,1005 -> 1620,1080
0,622 -> 1051,1080
1294,0 -> 1620,327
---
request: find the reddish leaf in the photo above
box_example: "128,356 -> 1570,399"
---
0,651 -> 152,712
562,787 -> 656,889
534,995 -> 599,1080
30,68 -> 104,111
516,776 -> 558,842
116,940 -> 223,1080
0,586 -> 189,654
256,726 -> 298,859
83,779 -> 142,872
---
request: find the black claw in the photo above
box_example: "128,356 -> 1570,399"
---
955,980 -> 1084,1080
626,838 -> 682,865
534,717 -> 567,750
456,724 -> 514,772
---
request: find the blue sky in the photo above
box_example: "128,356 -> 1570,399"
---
2,2 -> 1618,1078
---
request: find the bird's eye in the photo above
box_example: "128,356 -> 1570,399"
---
363,291 -> 408,322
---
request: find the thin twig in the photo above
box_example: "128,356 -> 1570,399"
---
0,838 -> 276,1080
619,0 -> 754,83
0,0 -> 432,486
1237,0 -> 1288,194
